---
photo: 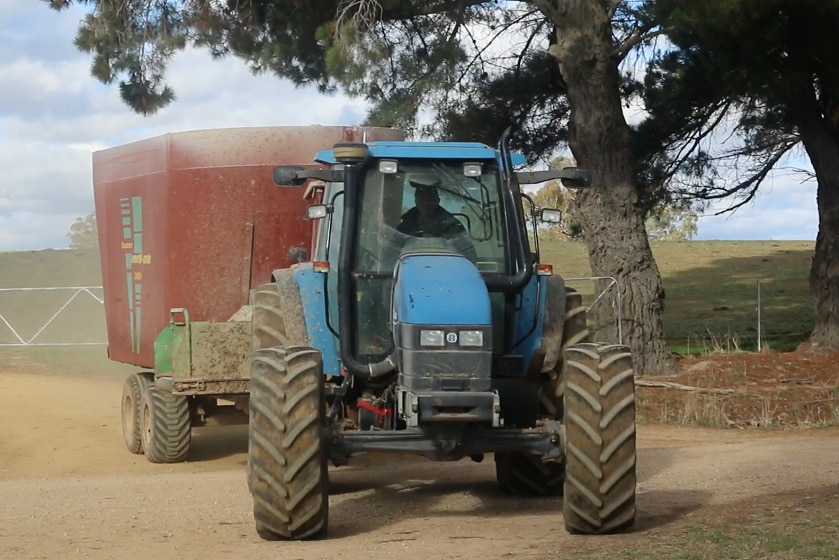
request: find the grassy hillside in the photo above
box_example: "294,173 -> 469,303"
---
541,240 -> 814,352
0,249 -> 104,343
0,249 -> 103,287
0,241 -> 816,359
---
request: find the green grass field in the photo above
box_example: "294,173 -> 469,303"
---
541,240 -> 814,352
0,241 -> 816,363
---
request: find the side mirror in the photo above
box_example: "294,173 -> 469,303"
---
559,167 -> 591,189
274,165 -> 307,186
274,166 -> 346,186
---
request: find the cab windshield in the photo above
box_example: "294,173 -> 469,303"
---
351,159 -> 511,358
354,160 -> 510,275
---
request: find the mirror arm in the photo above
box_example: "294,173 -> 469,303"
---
274,166 -> 345,186
515,168 -> 592,187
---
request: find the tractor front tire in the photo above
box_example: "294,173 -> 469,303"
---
248,346 -> 328,540
121,372 -> 152,454
563,343 -> 636,534
141,382 -> 191,464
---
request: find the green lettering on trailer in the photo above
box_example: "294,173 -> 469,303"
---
120,196 -> 146,353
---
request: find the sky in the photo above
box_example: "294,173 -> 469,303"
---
0,2 -> 820,251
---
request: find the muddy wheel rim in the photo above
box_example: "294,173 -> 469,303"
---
121,393 -> 134,445
142,400 -> 152,448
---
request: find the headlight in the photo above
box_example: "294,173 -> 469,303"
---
459,330 -> 483,347
419,329 -> 445,347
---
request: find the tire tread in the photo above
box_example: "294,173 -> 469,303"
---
563,343 -> 636,534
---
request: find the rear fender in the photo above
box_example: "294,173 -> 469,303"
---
511,274 -> 565,375
279,264 -> 341,377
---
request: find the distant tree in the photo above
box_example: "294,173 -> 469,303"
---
533,180 -> 699,242
530,156 -> 582,240
645,205 -> 699,241
68,213 -> 98,249
532,156 -> 699,241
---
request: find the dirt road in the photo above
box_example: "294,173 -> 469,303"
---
1,368 -> 838,560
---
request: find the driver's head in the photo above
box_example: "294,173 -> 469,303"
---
409,174 -> 441,212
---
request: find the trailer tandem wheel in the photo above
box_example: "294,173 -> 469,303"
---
140,382 -> 191,464
121,372 -> 152,454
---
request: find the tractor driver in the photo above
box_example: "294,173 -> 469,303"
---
396,174 -> 477,261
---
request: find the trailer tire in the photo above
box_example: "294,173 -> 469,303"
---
563,343 -> 636,534
252,275 -> 308,351
248,346 -> 328,540
121,372 -> 152,454
141,383 -> 191,464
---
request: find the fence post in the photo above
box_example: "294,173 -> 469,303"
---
757,280 -> 762,352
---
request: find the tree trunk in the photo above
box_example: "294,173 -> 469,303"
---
790,84 -> 839,349
546,0 -> 674,374
810,180 -> 839,347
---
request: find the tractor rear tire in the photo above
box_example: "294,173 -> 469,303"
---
252,275 -> 308,351
495,452 -> 565,496
141,383 -> 191,464
563,343 -> 636,534
121,372 -> 152,454
496,285 -> 591,497
248,346 -> 328,540
540,286 -> 589,419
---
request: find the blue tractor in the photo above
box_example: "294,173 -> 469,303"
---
246,132 -> 637,539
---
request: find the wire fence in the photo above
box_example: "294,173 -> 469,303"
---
565,276 -> 622,344
0,280 -> 624,348
0,286 -> 106,347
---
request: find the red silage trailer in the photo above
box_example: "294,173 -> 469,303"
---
92,125 -> 405,462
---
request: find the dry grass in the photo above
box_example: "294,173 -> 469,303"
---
636,348 -> 839,429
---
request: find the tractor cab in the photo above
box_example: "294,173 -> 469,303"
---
286,139 -> 591,382
305,143 -> 529,370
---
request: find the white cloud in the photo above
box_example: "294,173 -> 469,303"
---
0,141 -> 94,213
0,211 -> 81,250
0,3 -> 370,251
696,169 -> 818,241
